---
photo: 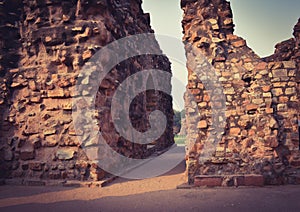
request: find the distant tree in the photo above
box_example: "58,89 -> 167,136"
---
180,109 -> 185,119
173,109 -> 182,134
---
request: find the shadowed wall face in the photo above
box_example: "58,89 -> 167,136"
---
0,0 -> 174,182
181,0 -> 300,185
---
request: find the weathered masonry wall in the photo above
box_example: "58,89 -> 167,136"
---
181,0 -> 300,186
0,0 -> 174,184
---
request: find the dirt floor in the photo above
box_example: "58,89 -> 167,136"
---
1,161 -> 300,212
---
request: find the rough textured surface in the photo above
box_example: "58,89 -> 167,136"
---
0,0 -> 174,182
1,0 -> 299,187
181,0 -> 300,185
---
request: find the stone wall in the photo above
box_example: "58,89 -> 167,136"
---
0,0 -> 174,183
181,0 -> 300,185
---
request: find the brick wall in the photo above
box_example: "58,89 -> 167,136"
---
181,0 -> 300,185
0,0 -> 174,183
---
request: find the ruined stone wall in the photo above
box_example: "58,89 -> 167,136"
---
181,0 -> 300,185
0,0 -> 174,184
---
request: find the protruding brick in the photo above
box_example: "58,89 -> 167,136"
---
229,128 -> 241,136
56,149 -> 76,160
246,104 -> 258,111
271,88 -> 283,96
197,120 -> 208,129
20,148 -> 35,161
256,62 -> 267,70
232,39 -> 246,48
47,89 -> 65,98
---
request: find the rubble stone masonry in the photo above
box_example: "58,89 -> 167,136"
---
0,0 -> 174,183
1,0 -> 299,187
181,0 -> 300,185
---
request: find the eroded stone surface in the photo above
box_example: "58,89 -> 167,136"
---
181,0 -> 300,185
0,0 -> 174,182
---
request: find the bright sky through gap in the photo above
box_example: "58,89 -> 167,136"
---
229,0 -> 300,57
142,0 -> 300,110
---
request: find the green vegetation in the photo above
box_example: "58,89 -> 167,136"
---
173,109 -> 186,134
174,135 -> 186,145
173,110 -> 182,134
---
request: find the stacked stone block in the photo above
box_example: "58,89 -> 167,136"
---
0,0 -> 174,183
181,0 -> 300,185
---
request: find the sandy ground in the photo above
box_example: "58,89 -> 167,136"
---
0,161 -> 186,209
1,160 -> 300,212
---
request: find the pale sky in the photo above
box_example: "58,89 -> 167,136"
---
142,0 -> 300,110
230,0 -> 300,57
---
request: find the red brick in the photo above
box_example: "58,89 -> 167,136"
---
191,89 -> 201,95
256,62 -> 267,70
246,103 -> 258,111
244,175 -> 264,186
262,85 -> 271,92
229,128 -> 241,136
232,39 -> 246,48
197,120 -> 208,129
265,108 -> 274,114
194,176 -> 222,187
226,34 -> 238,40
